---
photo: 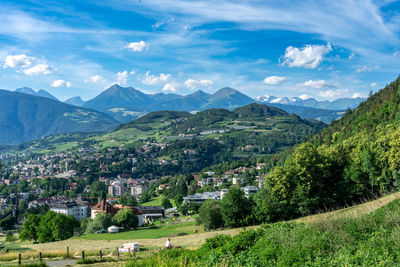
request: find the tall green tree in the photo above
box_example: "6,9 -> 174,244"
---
19,214 -> 41,241
198,199 -> 224,231
220,186 -> 251,227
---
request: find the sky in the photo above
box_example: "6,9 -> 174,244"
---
0,0 -> 399,101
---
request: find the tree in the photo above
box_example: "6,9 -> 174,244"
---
198,200 -> 224,231
139,189 -> 152,204
90,181 -> 107,198
50,213 -> 79,241
37,211 -> 79,243
5,231 -> 16,243
113,208 -> 139,229
19,214 -> 41,241
178,202 -> 189,215
85,212 -> 113,234
119,194 -> 138,206
0,215 -> 15,230
220,186 -> 251,227
161,197 -> 173,209
174,194 -> 184,207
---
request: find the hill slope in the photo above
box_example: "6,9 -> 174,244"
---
259,76 -> 400,222
0,90 -> 118,144
8,103 -> 325,163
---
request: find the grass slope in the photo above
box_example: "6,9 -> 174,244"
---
19,192 -> 399,254
130,193 -> 400,266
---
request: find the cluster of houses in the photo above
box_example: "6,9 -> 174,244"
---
34,196 -> 165,227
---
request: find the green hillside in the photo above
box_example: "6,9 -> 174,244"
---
256,76 -> 400,223
5,104 -> 324,165
0,89 -> 118,144
131,197 -> 400,266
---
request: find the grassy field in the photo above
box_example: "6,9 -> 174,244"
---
140,196 -> 176,207
81,220 -> 200,240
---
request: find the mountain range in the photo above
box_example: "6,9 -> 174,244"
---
0,90 -> 118,144
79,84 -> 350,123
256,95 -> 366,110
10,85 -> 362,124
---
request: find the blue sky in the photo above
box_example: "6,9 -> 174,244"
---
0,0 -> 399,101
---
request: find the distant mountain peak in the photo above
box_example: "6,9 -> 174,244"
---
214,87 -> 239,96
64,96 -> 86,107
15,87 -> 58,101
256,94 -> 365,110
15,87 -> 36,94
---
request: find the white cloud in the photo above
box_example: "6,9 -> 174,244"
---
23,63 -> 52,76
142,71 -> 171,85
319,89 -> 348,98
88,75 -> 103,83
298,80 -> 336,89
162,82 -> 180,92
3,54 -> 53,76
262,76 -> 286,85
370,82 -> 378,87
115,70 -> 128,86
352,92 -> 364,98
124,41 -> 149,52
356,65 -> 380,73
3,54 -> 35,68
281,44 -> 332,69
184,79 -> 213,89
299,94 -> 312,100
348,52 -> 355,60
50,80 -> 71,87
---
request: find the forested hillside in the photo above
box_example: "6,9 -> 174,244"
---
0,90 -> 118,144
260,76 -> 400,222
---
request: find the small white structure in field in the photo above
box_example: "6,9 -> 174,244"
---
119,243 -> 139,252
108,225 -> 120,233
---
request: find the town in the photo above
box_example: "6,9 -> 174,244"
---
0,143 -> 266,235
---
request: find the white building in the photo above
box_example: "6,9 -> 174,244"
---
130,185 -> 147,197
49,198 -> 91,221
108,180 -> 125,196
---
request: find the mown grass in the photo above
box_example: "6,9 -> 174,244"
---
140,196 -> 176,207
80,220 -> 199,240
128,198 -> 400,266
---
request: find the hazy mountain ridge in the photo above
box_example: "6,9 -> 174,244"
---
0,90 -> 118,144
64,96 -> 86,107
15,87 -> 59,101
256,95 -> 366,110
